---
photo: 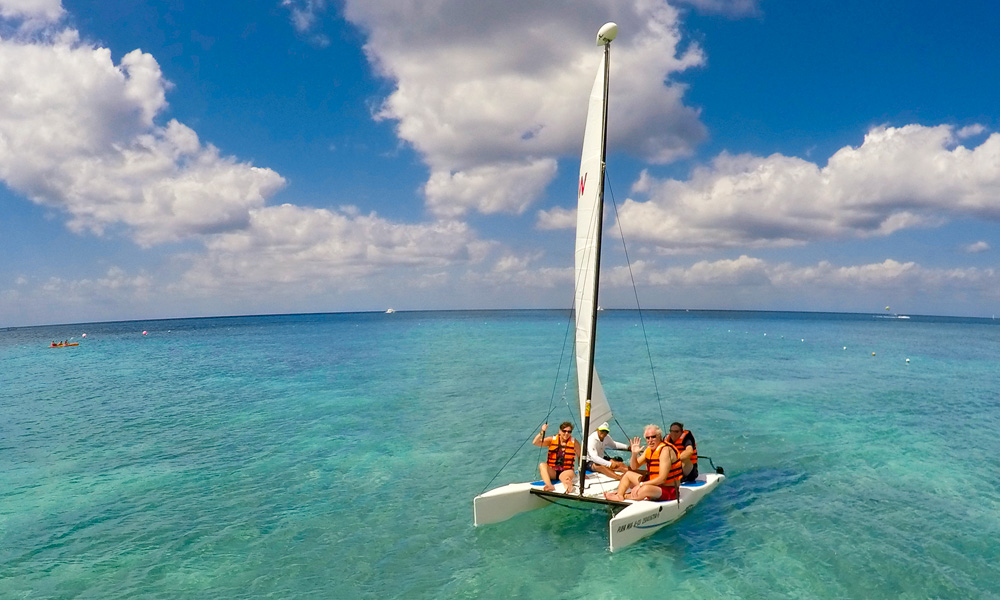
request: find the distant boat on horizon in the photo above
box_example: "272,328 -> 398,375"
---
385,308 -> 395,314
879,306 -> 909,320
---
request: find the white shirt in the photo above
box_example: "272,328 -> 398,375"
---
587,430 -> 629,467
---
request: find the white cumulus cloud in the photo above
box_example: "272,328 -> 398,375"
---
178,204 -> 489,292
962,241 -> 991,254
598,256 -> 999,313
5,266 -> 155,325
0,0 -> 63,31
341,0 -> 706,217
0,30 -> 286,246
613,124 -> 1000,251
536,206 -> 577,230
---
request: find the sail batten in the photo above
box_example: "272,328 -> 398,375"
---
574,49 -> 612,430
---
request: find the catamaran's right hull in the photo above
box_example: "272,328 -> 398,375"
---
608,472 -> 724,551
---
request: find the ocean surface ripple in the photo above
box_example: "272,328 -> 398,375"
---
2,311 -> 998,598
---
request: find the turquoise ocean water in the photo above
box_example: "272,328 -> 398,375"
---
2,310 -> 999,599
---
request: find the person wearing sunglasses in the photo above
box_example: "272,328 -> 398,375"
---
603,424 -> 681,502
665,422 -> 699,483
533,422 -> 579,493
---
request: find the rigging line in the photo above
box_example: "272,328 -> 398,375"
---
536,280 -> 590,470
600,416 -> 631,451
540,378 -> 576,468
547,308 -> 576,414
612,419 -> 632,450
481,414 -> 558,495
538,308 -> 577,467
605,173 -> 667,431
485,314 -> 577,495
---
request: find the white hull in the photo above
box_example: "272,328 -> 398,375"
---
608,472 -> 724,551
473,470 -> 724,551
473,481 -> 552,526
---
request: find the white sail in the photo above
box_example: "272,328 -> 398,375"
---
574,54 -> 612,430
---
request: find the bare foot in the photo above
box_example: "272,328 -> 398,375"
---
604,491 -> 623,501
543,484 -> 555,492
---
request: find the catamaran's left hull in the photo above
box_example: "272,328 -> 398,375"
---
473,482 -> 551,526
473,472 -> 620,526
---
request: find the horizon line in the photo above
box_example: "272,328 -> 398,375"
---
5,307 -> 998,331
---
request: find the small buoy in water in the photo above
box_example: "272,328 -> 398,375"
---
82,333 -> 87,338
142,331 -> 148,335
843,346 -> 847,350
763,333 -> 767,336
872,352 -> 876,356
801,339 -> 804,342
905,358 -> 910,363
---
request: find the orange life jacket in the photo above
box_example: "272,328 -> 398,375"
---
547,437 -> 576,471
667,430 -> 697,465
644,442 -> 683,485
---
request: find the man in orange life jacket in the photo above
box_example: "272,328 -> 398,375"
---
603,424 -> 681,502
666,422 -> 699,483
533,421 -> 578,493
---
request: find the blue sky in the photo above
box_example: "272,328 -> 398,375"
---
1,0 -> 999,327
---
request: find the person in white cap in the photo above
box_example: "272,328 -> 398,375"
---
587,422 -> 630,480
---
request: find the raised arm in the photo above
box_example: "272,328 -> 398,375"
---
533,423 -> 550,448
628,437 -> 644,470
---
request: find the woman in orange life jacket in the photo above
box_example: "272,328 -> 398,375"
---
665,422 -> 699,483
533,421 -> 578,493
603,424 -> 682,502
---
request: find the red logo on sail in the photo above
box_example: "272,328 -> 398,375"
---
579,173 -> 587,196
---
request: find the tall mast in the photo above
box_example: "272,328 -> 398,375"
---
579,23 -> 615,496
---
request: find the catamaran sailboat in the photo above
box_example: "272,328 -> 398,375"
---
472,23 -> 724,552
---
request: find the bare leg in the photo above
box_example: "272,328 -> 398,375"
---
605,471 -> 641,501
591,464 -> 623,481
628,484 -> 660,501
558,469 -> 575,494
539,463 -> 556,492
629,483 -> 678,501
